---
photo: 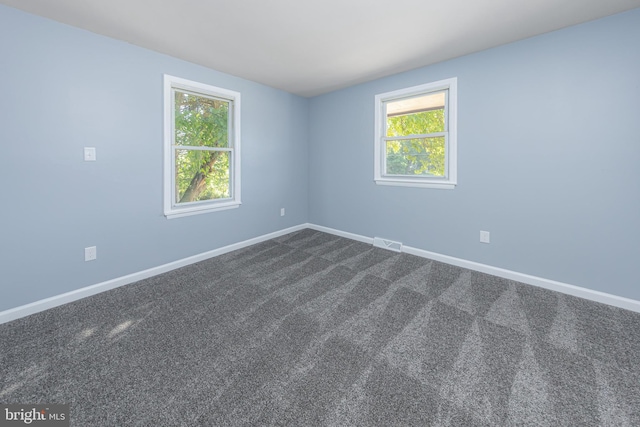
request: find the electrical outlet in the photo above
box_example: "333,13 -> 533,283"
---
280,208 -> 285,216
480,231 -> 490,244
85,246 -> 97,261
84,147 -> 96,161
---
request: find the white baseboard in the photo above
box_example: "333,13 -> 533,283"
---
3,222 -> 639,325
0,224 -> 308,325
307,224 -> 374,244
312,224 -> 640,313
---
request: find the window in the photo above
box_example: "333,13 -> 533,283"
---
163,75 -> 241,218
374,78 -> 457,189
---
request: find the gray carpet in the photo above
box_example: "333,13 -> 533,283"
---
1,229 -> 640,426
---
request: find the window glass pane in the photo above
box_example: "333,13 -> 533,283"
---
175,149 -> 230,203
174,90 -> 229,147
386,91 -> 446,137
386,137 -> 445,177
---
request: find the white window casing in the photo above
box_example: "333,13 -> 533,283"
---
163,75 -> 241,218
374,77 -> 457,189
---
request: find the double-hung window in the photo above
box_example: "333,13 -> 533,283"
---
164,75 -> 241,218
374,78 -> 457,189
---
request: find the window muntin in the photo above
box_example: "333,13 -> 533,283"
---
375,78 -> 457,189
164,75 -> 241,218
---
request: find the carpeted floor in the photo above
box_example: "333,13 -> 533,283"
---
1,229 -> 639,426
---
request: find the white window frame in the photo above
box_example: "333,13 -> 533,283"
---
374,77 -> 457,189
163,75 -> 241,219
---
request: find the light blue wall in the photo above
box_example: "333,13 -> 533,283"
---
0,5 -> 309,311
309,9 -> 640,300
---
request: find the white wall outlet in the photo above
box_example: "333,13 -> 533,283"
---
84,147 -> 96,161
85,246 -> 97,261
480,231 -> 491,244
280,208 -> 285,216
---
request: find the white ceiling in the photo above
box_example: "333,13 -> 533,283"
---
2,0 -> 639,97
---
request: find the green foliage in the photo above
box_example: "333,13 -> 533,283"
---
174,91 -> 231,203
175,150 -> 230,202
386,109 -> 446,177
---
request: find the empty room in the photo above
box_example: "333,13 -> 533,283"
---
1,0 -> 639,425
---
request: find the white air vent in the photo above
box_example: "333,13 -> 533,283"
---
373,237 -> 402,252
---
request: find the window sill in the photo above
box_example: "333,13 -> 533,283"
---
165,202 -> 240,219
375,179 -> 456,190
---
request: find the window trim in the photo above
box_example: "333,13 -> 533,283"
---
163,74 -> 241,219
374,77 -> 457,189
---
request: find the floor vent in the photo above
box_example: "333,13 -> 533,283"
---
373,237 -> 402,252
